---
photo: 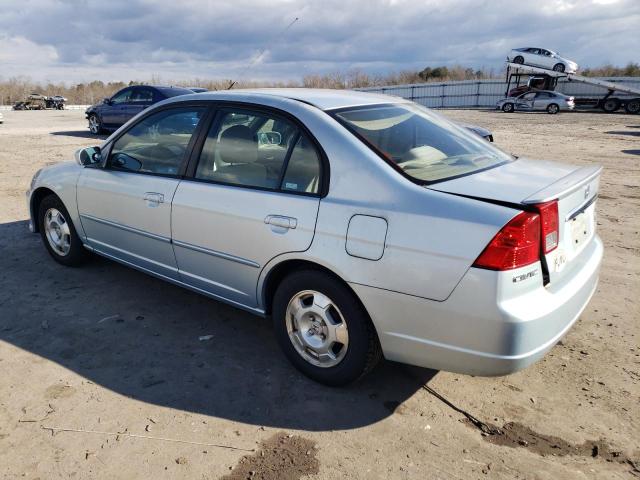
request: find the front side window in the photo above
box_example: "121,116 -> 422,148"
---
110,88 -> 132,105
334,103 -> 511,184
110,107 -> 205,176
195,109 -> 321,193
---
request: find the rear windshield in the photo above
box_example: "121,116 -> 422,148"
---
334,103 -> 512,183
157,87 -> 195,98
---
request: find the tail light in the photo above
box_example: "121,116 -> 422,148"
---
473,211 -> 541,270
473,200 -> 559,271
536,200 -> 559,253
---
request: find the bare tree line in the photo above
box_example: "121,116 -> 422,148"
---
1,63 -> 638,105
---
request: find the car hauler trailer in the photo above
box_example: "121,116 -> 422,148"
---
505,62 -> 640,114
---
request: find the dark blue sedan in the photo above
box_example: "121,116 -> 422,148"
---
85,85 -> 194,134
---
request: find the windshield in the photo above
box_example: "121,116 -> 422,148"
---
333,103 -> 512,183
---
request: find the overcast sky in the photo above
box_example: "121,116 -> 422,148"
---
1,0 -> 638,84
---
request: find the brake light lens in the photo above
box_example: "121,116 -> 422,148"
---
536,200 -> 559,253
473,211 -> 541,270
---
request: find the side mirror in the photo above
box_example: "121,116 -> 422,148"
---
76,146 -> 103,167
103,98 -> 112,105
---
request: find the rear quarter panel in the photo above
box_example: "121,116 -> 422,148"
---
252,104 -> 519,303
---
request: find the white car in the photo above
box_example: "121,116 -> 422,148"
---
0,111 -> 3,124
508,47 -> 578,73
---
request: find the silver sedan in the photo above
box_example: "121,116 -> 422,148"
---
27,89 -> 603,385
497,90 -> 575,114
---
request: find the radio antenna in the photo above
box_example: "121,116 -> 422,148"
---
227,16 -> 299,90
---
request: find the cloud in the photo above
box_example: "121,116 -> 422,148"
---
0,0 -> 638,84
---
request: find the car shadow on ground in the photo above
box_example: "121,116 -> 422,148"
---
622,150 -> 640,156
605,130 -> 640,137
50,130 -> 108,140
0,219 -> 437,431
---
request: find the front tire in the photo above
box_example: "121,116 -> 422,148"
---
272,269 -> 382,386
502,102 -> 515,113
602,98 -> 621,113
513,56 -> 524,64
546,103 -> 560,114
88,114 -> 104,134
552,63 -> 565,72
38,195 -> 89,267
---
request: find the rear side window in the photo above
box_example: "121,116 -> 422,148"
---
333,103 -> 511,184
194,108 -> 321,193
110,107 -> 205,176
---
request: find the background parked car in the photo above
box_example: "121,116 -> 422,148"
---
457,122 -> 493,142
507,47 -> 578,73
497,90 -> 575,114
85,85 -> 194,134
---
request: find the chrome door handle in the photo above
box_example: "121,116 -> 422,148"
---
143,192 -> 164,206
264,215 -> 297,229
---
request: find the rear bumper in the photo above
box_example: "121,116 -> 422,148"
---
352,235 -> 603,376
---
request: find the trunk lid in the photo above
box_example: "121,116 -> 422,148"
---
428,158 -> 602,285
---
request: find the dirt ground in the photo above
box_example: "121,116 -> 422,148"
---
0,108 -> 638,480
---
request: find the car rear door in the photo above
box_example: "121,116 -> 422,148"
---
77,104 -> 208,280
123,87 -> 155,123
171,105 -> 323,309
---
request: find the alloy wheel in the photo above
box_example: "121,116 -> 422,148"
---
285,290 -> 349,368
44,208 -> 71,256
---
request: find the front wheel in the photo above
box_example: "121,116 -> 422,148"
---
552,63 -> 565,72
546,103 -> 560,114
502,102 -> 515,113
88,114 -> 104,134
513,56 -> 524,64
272,270 -> 382,386
38,195 -> 89,267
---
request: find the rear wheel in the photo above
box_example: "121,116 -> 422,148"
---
272,269 -> 382,386
624,98 -> 640,114
552,63 -> 565,72
546,103 -> 560,114
88,114 -> 104,134
602,98 -> 621,113
38,195 -> 89,267
502,102 -> 515,113
513,56 -> 524,64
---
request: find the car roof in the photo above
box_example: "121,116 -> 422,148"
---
168,88 -> 408,111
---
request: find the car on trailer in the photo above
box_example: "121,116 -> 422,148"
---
508,48 -> 578,73
497,90 -> 575,114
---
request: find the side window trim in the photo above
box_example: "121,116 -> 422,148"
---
276,131 -> 301,190
105,104 -> 213,178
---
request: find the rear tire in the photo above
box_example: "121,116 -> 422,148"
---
88,114 -> 104,134
552,63 -> 565,72
602,98 -> 621,113
38,195 -> 89,267
272,269 -> 382,386
502,102 -> 515,113
513,56 -> 524,64
624,98 -> 640,114
546,103 -> 560,114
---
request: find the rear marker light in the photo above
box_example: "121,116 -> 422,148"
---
473,211 -> 541,271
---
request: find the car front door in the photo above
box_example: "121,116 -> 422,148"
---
171,106 -> 323,309
515,92 -> 536,110
123,87 -> 155,124
101,87 -> 132,127
77,105 -> 207,280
